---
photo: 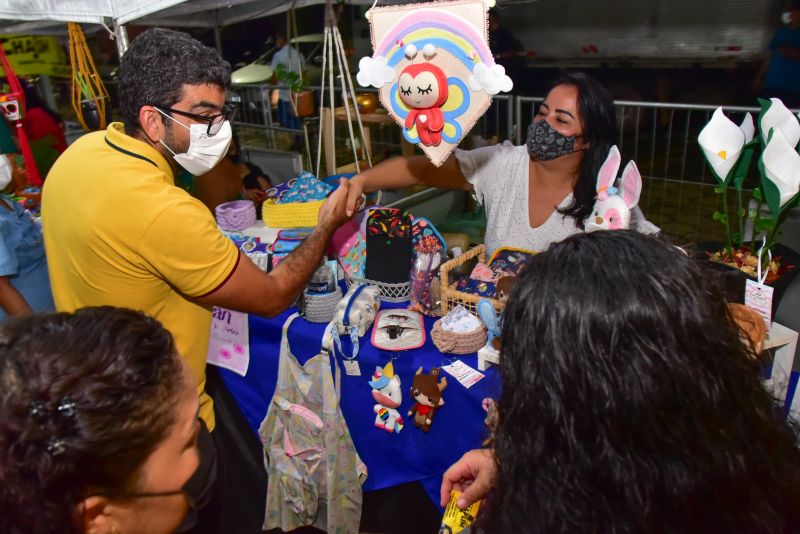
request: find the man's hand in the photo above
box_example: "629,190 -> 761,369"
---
440,449 -> 496,510
318,178 -> 355,231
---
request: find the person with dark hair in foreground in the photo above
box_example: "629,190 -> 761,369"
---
0,307 -> 207,534
441,231 -> 800,533
346,72 -> 657,255
42,28 -> 354,532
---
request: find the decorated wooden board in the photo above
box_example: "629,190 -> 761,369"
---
357,0 -> 513,166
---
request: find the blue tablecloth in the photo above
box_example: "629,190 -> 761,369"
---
218,303 -> 501,507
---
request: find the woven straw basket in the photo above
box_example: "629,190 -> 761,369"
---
438,244 -> 504,315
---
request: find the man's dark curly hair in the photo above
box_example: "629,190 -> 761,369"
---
118,27 -> 231,136
483,230 -> 800,532
0,307 -> 183,534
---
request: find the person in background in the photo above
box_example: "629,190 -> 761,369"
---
488,9 -> 522,70
179,132 -> 273,217
441,231 -> 800,532
347,72 -> 658,255
229,131 -> 272,218
0,307 -> 209,534
21,80 -> 67,176
0,118 -> 53,319
43,28 -> 353,533
190,145 -> 247,214
754,0 -> 800,108
270,31 -> 305,132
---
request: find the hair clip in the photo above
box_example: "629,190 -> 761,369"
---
29,401 -> 49,425
46,438 -> 66,456
57,398 -> 77,418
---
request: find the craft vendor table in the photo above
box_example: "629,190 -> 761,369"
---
217,302 -> 501,507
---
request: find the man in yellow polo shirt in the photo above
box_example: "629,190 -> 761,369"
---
43,28 -> 352,533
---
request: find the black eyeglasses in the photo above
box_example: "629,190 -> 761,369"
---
155,105 -> 237,136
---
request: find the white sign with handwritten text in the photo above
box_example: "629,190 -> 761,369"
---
207,307 -> 250,376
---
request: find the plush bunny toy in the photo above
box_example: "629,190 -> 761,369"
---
585,145 -> 642,233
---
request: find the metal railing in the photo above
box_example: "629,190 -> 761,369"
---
230,82 -> 766,243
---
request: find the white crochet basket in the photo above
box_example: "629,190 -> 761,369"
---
344,275 -> 410,303
302,287 -> 343,323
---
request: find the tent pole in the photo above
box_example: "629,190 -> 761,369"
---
213,10 -> 223,53
112,19 -> 129,58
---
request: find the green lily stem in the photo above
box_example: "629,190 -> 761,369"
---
736,188 -> 744,248
722,187 -> 733,256
750,192 -> 763,254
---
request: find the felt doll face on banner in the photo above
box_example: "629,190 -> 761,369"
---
398,63 -> 448,110
357,0 -> 513,166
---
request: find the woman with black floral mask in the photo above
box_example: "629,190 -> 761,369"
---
346,72 -> 657,254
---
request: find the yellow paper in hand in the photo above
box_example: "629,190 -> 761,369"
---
440,490 -> 480,533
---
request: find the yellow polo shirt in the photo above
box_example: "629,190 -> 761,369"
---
42,122 -> 240,430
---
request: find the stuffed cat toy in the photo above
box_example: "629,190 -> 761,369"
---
585,145 -> 642,232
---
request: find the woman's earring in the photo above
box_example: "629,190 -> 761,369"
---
109,527 -> 121,534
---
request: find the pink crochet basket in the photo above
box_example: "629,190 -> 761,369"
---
216,200 -> 256,231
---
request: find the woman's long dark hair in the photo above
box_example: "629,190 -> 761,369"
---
0,307 -> 183,534
484,231 -> 800,533
549,72 -> 616,229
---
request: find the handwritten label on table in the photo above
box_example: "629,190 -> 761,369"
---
442,360 -> 485,389
207,307 -> 250,376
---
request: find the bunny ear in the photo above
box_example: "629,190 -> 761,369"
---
596,145 -> 621,191
620,160 -> 642,208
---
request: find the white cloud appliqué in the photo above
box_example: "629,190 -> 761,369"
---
356,56 -> 396,88
468,63 -> 513,95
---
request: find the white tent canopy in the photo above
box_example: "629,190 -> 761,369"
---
0,0 -> 380,34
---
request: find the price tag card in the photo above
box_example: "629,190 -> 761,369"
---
343,359 -> 362,376
442,360 -> 485,389
745,279 -> 774,330
207,307 -> 250,376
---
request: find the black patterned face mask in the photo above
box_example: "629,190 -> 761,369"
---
526,120 -> 578,161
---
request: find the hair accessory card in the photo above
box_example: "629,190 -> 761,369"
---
365,208 -> 413,283
371,309 -> 426,351
357,0 -> 513,166
331,220 -> 367,279
585,145 -> 643,232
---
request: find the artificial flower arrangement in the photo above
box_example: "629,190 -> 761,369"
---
698,97 -> 800,282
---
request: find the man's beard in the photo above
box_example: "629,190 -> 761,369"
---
161,121 -> 189,162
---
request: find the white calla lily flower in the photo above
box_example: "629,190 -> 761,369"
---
740,113 -> 755,144
698,107 -> 745,182
760,97 -> 800,148
762,128 -> 800,208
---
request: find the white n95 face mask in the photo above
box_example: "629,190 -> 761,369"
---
156,108 -> 232,176
0,155 -> 13,191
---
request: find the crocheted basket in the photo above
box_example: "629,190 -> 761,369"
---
262,199 -> 325,228
430,319 -> 487,355
302,287 -> 343,323
216,200 -> 256,231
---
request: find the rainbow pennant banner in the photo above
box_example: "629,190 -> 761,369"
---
357,0 -> 513,166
